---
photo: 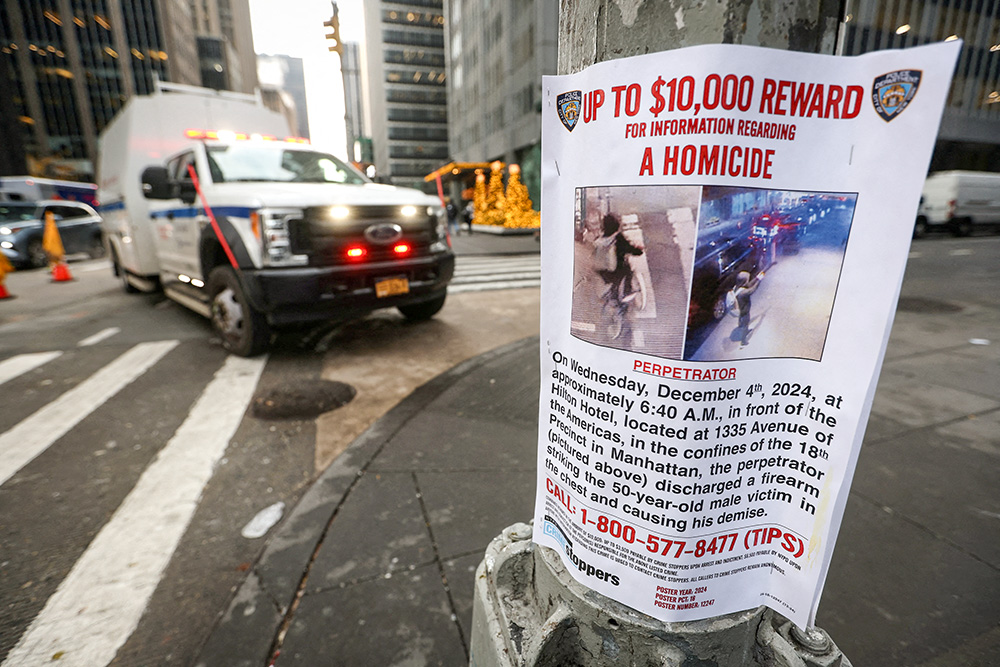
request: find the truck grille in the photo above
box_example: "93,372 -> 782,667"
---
288,205 -> 439,265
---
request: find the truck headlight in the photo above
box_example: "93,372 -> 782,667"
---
429,205 -> 450,252
257,208 -> 308,267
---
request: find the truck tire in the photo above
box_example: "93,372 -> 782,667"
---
207,266 -> 271,357
913,217 -> 928,239
398,293 -> 446,320
951,218 -> 972,237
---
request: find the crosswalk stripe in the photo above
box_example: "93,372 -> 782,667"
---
454,264 -> 541,275
450,254 -> 540,293
452,271 -> 541,283
0,351 -> 62,386
450,279 -> 541,293
77,327 -> 121,347
3,354 -> 267,667
456,258 -> 539,267
0,341 -> 178,487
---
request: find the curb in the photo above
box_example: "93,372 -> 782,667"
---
194,335 -> 540,666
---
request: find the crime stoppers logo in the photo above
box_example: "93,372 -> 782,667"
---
872,70 -> 922,122
557,91 -> 582,132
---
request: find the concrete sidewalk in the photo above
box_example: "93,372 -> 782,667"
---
196,337 -> 540,666
196,242 -> 1000,666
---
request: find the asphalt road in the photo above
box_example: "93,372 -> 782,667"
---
1,232 -> 996,665
0,255 -> 540,666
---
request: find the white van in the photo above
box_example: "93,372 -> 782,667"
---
915,170 -> 1000,237
98,82 -> 454,356
0,177 -> 98,205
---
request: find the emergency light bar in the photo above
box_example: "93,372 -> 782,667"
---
184,129 -> 310,144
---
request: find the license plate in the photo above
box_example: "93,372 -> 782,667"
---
375,276 -> 409,298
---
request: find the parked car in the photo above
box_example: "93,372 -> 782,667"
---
0,200 -> 105,268
688,233 -> 763,327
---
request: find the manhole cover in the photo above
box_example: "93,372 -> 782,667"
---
896,296 -> 963,314
251,380 -> 356,419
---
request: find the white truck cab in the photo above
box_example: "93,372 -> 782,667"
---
99,83 -> 454,356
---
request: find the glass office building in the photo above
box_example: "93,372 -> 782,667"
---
0,0 -> 255,180
362,0 -> 449,190
841,0 -> 1000,170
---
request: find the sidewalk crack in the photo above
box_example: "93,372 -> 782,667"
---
852,490 -> 999,572
412,471 -> 470,660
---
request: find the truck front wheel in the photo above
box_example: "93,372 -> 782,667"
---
398,293 -> 446,320
111,248 -> 139,293
207,266 -> 271,357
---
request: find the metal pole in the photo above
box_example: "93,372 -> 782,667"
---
471,3 -> 853,664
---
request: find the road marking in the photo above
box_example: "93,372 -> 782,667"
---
3,354 -> 267,667
449,279 -> 541,293
454,259 -> 540,273
449,254 -> 541,293
949,248 -> 973,256
0,351 -> 62,386
0,341 -> 178,487
451,271 -> 542,283
77,327 -> 121,347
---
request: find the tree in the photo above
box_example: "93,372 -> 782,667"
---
504,164 -> 540,228
482,161 -> 506,226
473,169 -> 487,225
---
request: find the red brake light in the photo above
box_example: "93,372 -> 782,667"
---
393,243 -> 410,255
346,246 -> 366,259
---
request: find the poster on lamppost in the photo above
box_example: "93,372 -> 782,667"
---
533,41 -> 960,630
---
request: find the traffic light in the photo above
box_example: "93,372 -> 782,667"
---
324,11 -> 342,55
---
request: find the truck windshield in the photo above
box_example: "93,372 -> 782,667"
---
206,145 -> 368,185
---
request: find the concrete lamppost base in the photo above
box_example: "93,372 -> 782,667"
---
470,524 -> 851,667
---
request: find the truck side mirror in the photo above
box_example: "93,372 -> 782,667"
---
141,166 -> 173,200
178,181 -> 197,206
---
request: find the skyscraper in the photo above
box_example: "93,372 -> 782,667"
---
361,0 -> 449,190
442,0 -> 557,208
0,0 -> 258,180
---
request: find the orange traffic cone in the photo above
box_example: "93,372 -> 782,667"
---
51,261 -> 73,282
0,253 -> 14,299
43,211 -> 73,282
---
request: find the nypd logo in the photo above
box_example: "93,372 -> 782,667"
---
557,90 -> 582,132
872,70 -> 922,122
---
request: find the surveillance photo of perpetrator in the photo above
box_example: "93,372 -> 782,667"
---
568,184 -> 857,362
570,185 -> 699,358
684,186 -> 857,362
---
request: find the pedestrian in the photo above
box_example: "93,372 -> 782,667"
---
596,213 -> 643,302
463,201 -> 474,233
732,270 -> 764,347
446,199 -> 458,235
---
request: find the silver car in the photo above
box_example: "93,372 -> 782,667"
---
0,200 -> 105,269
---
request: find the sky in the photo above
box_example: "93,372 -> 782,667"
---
247,0 -> 365,159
